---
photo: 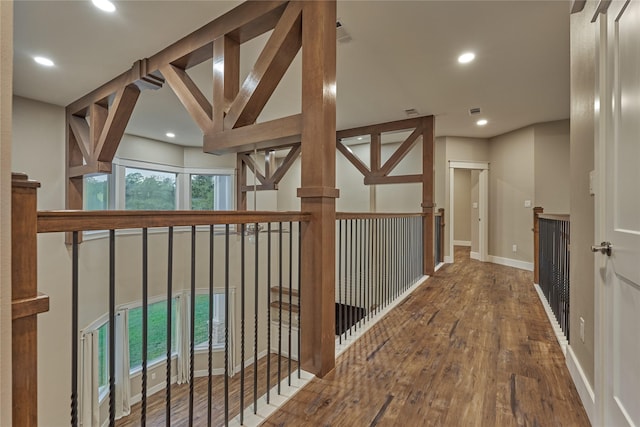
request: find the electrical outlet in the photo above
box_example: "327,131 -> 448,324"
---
580,317 -> 585,343
512,244 -> 517,252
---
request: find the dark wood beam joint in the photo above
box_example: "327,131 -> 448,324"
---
270,143 -> 301,184
96,84 -> 140,163
364,174 -> 423,185
336,141 -> 370,177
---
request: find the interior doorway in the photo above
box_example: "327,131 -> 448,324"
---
448,161 -> 489,264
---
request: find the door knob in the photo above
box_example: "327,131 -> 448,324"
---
591,241 -> 612,256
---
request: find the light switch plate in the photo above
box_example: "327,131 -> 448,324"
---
524,200 -> 532,208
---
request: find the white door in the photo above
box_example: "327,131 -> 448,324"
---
597,1 -> 640,425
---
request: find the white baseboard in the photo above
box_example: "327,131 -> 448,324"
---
566,345 -> 595,425
470,251 -> 480,260
453,240 -> 471,247
444,255 -> 453,264
488,255 -> 533,271
533,284 -> 568,355
129,374 -> 178,406
434,262 -> 445,272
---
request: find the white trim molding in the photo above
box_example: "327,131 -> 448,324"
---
488,255 -> 533,271
453,240 -> 471,247
566,345 -> 596,425
449,160 -> 490,170
444,255 -> 453,264
470,251 -> 480,261
533,284 -> 568,355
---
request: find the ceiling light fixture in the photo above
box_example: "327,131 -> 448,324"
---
476,119 -> 488,126
34,56 -> 54,67
458,52 -> 475,64
92,0 -> 116,13
166,132 -> 176,138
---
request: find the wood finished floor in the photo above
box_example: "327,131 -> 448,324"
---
116,353 -> 298,427
264,247 -> 590,427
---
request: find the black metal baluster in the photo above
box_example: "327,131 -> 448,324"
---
359,219 -> 364,328
288,221 -> 293,385
166,227 -> 173,427
189,226 -> 196,426
367,219 -> 372,321
349,219 -> 353,336
142,228 -> 148,426
254,223 -> 259,414
108,229 -> 115,427
338,219 -> 342,344
71,231 -> 79,427
297,221 -> 302,379
240,223 -> 246,424
266,223 -> 272,403
224,224 -> 230,426
277,223 -> 283,393
208,225 -> 214,427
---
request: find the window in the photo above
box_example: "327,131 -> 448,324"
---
128,298 -> 177,371
190,174 -> 232,211
97,322 -> 108,395
84,174 -> 109,210
125,167 -> 176,210
194,293 -> 226,349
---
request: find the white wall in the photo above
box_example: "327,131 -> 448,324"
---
488,126 -> 535,263
534,120 -> 570,213
470,170 -> 480,254
0,2 -> 13,423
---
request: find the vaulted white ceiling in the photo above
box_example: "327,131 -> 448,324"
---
13,0 -> 570,147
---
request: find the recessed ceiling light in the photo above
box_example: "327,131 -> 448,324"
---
476,119 -> 488,126
92,0 -> 116,13
458,52 -> 475,64
166,132 -> 175,138
34,56 -> 54,67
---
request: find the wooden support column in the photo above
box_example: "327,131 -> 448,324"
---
421,116 -> 435,275
297,0 -> 337,377
11,173 -> 50,427
533,206 -> 544,284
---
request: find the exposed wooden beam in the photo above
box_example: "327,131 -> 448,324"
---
238,153 -> 267,184
95,84 -> 140,163
421,115 -> 435,274
371,132 -> 381,172
213,35 -> 240,133
236,154 -> 247,211
161,64 -> 213,133
378,125 -> 422,176
68,162 -> 112,178
336,142 -> 370,177
364,174 -> 422,185
89,103 -> 108,154
224,1 -> 302,129
68,115 -> 91,162
270,144 -> 300,183
204,114 -> 302,155
66,1 -> 288,114
336,117 -> 423,140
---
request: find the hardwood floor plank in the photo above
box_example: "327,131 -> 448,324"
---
264,247 -> 590,427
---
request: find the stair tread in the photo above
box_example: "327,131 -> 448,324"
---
270,301 -> 299,313
270,286 -> 299,297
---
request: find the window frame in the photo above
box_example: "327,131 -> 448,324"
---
193,288 -> 227,352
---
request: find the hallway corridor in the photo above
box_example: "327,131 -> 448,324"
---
264,247 -> 589,426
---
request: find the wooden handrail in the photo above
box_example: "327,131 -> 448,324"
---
538,213 -> 570,221
37,210 -> 311,233
336,212 -> 424,220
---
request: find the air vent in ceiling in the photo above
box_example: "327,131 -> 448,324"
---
336,19 -> 352,43
469,107 -> 481,116
404,108 -> 419,117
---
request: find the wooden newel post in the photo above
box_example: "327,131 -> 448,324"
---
298,0 -> 337,377
422,116 -> 435,275
438,208 -> 445,263
533,206 -> 543,284
11,173 -> 50,427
